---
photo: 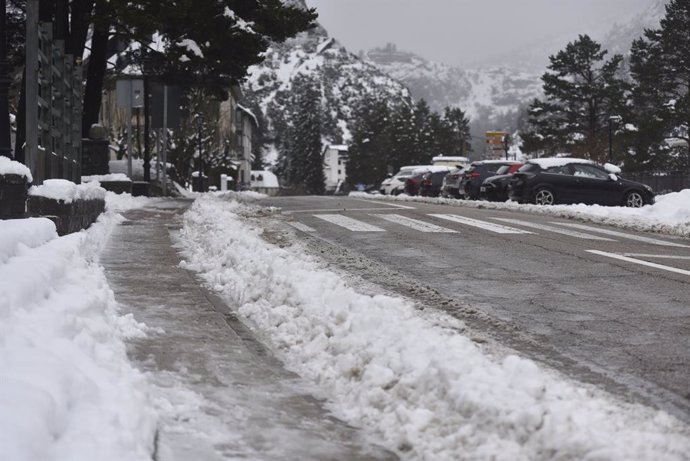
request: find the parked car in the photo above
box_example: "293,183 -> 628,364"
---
508,158 -> 655,207
379,165 -> 425,195
441,167 -> 466,198
460,160 -> 522,200
479,163 -> 523,201
404,166 -> 450,196
419,169 -> 451,197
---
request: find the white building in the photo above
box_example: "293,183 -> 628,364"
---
234,104 -> 258,189
322,145 -> 348,193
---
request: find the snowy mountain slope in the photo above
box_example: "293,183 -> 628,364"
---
362,1 -> 664,132
603,0 -> 667,55
243,23 -> 411,155
365,44 -> 542,119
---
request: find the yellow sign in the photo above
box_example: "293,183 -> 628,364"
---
486,131 -> 508,146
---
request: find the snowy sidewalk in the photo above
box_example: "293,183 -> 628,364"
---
100,200 -> 394,461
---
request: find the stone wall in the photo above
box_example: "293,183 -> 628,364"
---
0,174 -> 29,219
27,196 -> 105,236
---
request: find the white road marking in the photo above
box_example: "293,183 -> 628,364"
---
550,222 -> 690,248
622,253 -> 690,260
587,250 -> 690,276
286,207 -> 411,214
315,214 -> 385,232
289,222 -> 315,233
493,218 -> 614,241
430,214 -> 533,234
372,214 -> 457,233
355,199 -> 415,209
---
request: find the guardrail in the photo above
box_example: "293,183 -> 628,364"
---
625,171 -> 689,194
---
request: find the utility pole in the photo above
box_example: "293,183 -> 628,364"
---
0,0 -> 12,158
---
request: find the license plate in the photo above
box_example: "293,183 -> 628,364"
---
480,186 -> 486,192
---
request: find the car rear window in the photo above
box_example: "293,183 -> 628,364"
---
495,165 -> 510,175
518,163 -> 540,173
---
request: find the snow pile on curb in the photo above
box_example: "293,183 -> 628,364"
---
29,178 -> 107,203
82,173 -> 132,183
0,218 -> 57,263
0,195 -> 158,460
0,155 -> 33,181
178,194 -> 690,461
350,190 -> 690,237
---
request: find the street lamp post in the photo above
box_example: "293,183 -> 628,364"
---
0,0 -> 12,158
608,115 -> 622,164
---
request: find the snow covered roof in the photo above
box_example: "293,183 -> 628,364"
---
432,156 -> 469,163
411,165 -> 451,174
472,159 -> 522,165
528,158 -> 593,169
325,144 -> 349,152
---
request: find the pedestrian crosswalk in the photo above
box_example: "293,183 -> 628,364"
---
314,214 -> 385,232
372,214 -> 457,233
288,212 -> 687,248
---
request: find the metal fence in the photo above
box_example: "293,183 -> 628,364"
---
25,17 -> 83,185
625,171 -> 689,194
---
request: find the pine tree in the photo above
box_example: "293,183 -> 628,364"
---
346,97 -> 393,186
629,0 -> 690,171
437,107 -> 471,157
526,35 -> 628,161
280,74 -> 324,194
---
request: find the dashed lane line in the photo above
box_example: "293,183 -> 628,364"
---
492,218 -> 614,241
550,222 -> 690,248
587,250 -> 690,277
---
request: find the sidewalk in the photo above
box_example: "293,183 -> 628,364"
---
100,199 -> 395,461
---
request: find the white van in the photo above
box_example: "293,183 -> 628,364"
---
432,156 -> 470,168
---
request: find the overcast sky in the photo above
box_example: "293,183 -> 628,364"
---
306,0 -> 654,67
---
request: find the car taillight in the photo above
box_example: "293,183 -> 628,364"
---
422,179 -> 431,186
470,171 -> 481,178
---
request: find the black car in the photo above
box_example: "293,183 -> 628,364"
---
419,170 -> 450,197
479,163 -> 523,201
460,161 -> 522,200
508,158 -> 655,207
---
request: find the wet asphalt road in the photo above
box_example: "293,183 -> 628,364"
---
259,195 -> 690,423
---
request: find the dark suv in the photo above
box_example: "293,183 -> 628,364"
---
508,158 -> 655,207
460,161 -> 522,200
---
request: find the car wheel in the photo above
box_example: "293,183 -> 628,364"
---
532,187 -> 555,205
624,190 -> 644,208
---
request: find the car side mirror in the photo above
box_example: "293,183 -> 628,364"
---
608,173 -> 618,181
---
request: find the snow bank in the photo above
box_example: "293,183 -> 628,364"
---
0,194 -> 158,460
29,179 -> 107,203
352,190 -> 690,237
0,156 -> 33,182
0,218 -> 57,263
82,173 -> 132,183
178,194 -> 690,461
